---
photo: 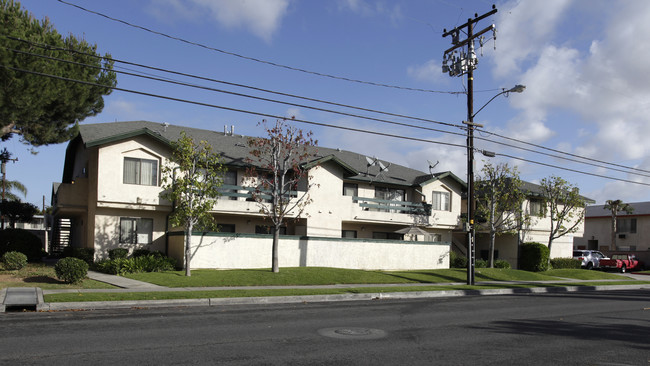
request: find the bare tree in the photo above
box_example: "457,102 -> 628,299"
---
244,119 -> 317,273
604,199 -> 634,250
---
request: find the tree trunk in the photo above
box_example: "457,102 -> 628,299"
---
185,223 -> 192,277
488,230 -> 496,268
272,226 -> 280,273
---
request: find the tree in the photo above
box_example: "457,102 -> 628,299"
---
0,199 -> 37,228
0,0 -> 116,146
475,163 -> 526,268
245,119 -> 317,273
538,176 -> 586,263
603,199 -> 634,250
160,132 -> 225,276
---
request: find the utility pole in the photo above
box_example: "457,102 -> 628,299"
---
442,5 -> 498,285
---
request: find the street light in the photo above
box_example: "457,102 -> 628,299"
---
465,84 -> 525,285
472,85 -> 526,119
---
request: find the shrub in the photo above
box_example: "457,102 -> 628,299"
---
131,248 -> 151,258
94,255 -> 176,275
494,259 -> 511,269
449,251 -> 467,268
475,259 -> 488,268
54,257 -> 89,284
520,242 -> 550,272
2,251 -> 28,270
62,247 -> 95,265
550,257 -> 581,269
0,228 -> 43,261
108,248 -> 129,260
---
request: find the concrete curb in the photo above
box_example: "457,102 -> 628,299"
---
36,283 -> 650,312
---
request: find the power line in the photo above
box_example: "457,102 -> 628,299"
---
2,35 -> 462,130
477,128 -> 650,175
5,63 -> 650,188
56,0 -> 464,95
1,64 -> 467,149
4,46 -> 467,139
497,153 -> 650,187
7,41 -> 650,181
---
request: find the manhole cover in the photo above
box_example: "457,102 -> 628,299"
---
318,327 -> 387,340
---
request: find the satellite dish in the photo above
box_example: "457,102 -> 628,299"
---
378,161 -> 390,172
365,156 -> 377,167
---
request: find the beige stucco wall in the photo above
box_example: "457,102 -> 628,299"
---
169,233 -> 450,270
581,215 -> 650,251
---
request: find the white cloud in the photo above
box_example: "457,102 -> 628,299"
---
152,0 -> 290,42
493,0 -> 572,78
407,59 -> 444,84
338,0 -> 403,23
493,0 -> 650,173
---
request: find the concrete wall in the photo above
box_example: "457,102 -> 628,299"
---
169,232 -> 450,271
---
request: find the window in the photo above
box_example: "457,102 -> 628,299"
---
529,199 -> 544,216
343,183 -> 358,197
217,224 -> 236,233
219,170 -> 238,200
426,233 -> 442,242
432,191 -> 450,211
616,218 -> 636,233
374,187 -> 405,212
342,230 -> 357,238
119,218 -> 153,244
123,157 -> 158,186
255,225 -> 287,235
372,232 -> 404,240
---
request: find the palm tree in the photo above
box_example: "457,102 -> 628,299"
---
3,179 -> 27,201
604,199 -> 634,250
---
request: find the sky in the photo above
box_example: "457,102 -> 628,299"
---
6,0 -> 650,208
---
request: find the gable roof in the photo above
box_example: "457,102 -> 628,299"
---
70,121 -> 461,188
586,201 -> 650,218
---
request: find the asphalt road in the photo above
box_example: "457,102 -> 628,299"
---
1,290 -> 648,365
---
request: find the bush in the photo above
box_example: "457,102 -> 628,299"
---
449,251 -> 467,268
550,257 -> 581,269
2,251 -> 28,270
475,259 -> 488,268
520,242 -> 550,272
108,248 -> 129,260
0,228 -> 43,261
131,248 -> 151,258
494,259 -> 511,269
94,255 -> 176,275
62,247 -> 95,265
55,257 -> 89,284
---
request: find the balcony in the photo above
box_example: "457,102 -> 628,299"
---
353,196 -> 431,216
53,178 -> 88,215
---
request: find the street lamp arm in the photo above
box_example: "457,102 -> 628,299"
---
471,84 -> 525,119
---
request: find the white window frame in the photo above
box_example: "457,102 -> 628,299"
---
119,217 -> 153,244
432,190 -> 451,211
123,157 -> 158,186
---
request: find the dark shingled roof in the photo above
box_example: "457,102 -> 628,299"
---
69,121 -> 466,188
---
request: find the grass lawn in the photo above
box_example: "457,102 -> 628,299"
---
124,267 -> 631,288
0,263 -> 116,290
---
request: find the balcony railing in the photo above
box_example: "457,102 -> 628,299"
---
354,196 -> 431,216
218,184 -> 297,201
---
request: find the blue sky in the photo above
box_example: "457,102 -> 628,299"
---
7,0 -> 650,208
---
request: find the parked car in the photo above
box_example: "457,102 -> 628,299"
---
573,250 -> 608,270
599,253 -> 645,273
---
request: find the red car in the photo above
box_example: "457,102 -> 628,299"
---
599,253 -> 644,273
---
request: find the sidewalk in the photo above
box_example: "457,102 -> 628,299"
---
4,271 -> 650,312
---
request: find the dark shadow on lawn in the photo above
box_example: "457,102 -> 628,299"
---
380,271 -> 464,284
22,275 -> 66,285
